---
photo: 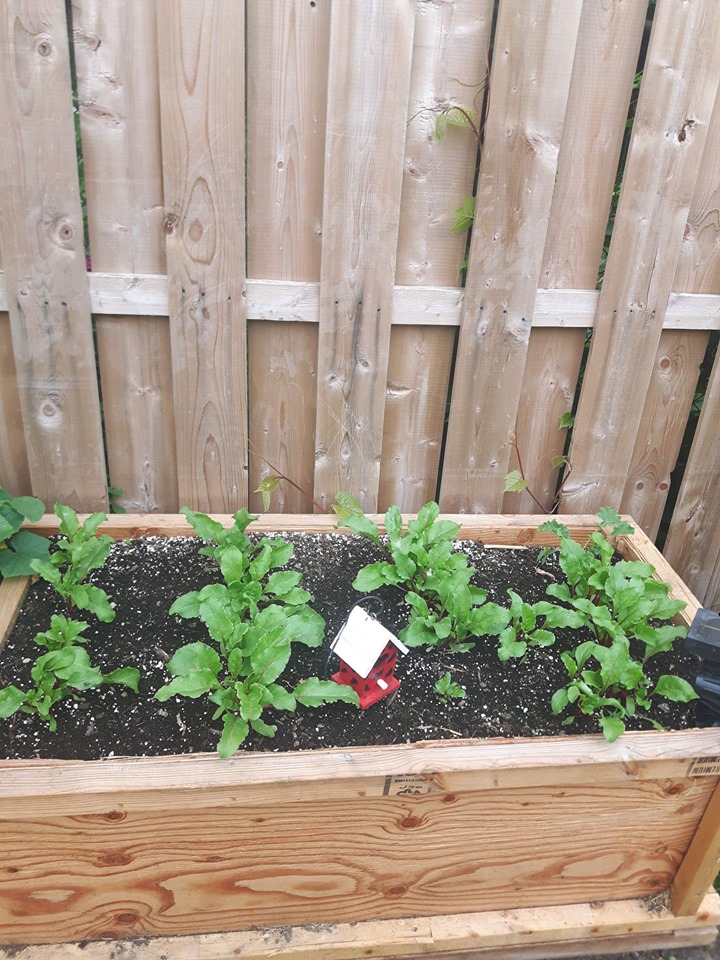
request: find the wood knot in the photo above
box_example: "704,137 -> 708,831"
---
400,816 -> 422,829
99,851 -> 132,866
35,36 -> 53,58
441,793 -> 457,804
386,884 -> 407,897
115,912 -> 138,925
163,213 -> 179,236
105,810 -> 126,822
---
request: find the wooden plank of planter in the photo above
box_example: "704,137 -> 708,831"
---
0,0 -> 108,510
246,0 -> 328,514
439,0 -> 583,512
73,0 -> 178,514
671,779 -> 720,916
505,0 -> 647,514
2,728 -> 720,816
158,0 -> 248,512
1,892 -> 718,957
313,0 -> 415,510
0,576 -> 30,649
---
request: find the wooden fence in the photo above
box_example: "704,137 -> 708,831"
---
0,0 -> 719,608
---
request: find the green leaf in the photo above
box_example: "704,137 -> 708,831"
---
55,503 -> 79,538
250,717 -> 277,738
653,676 -> 699,702
170,591 -> 202,619
331,491 -> 364,522
218,714 -> 249,758
82,512 -> 108,539
239,683 -> 265,721
250,630 -> 292,685
167,642 -> 222,679
497,627 -> 526,661
180,508 -> 227,543
559,412 -> 575,429
254,475 -> 280,511
10,496 -> 45,523
596,508 -> 634,536
76,584 -> 115,623
265,570 -> 303,597
353,562 -> 394,592
435,112 -> 448,141
600,716 -> 625,743
468,603 -> 511,637
286,605 -> 326,647
529,629 -> 555,647
345,514 -> 381,545
434,672 -> 466,700
103,668 -> 140,693
384,505 -> 403,543
401,618 -> 439,648
249,543 -> 273,582
451,195 -> 475,233
0,685 -> 26,718
0,514 -> 17,542
550,456 -> 569,471
155,671 -> 218,701
539,519 -> 570,540
265,683 -> 296,712
295,678 -> 360,708
220,546 -> 248,585
503,470 -> 528,493
551,688 -> 569,714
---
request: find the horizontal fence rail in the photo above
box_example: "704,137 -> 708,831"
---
0,0 -> 719,608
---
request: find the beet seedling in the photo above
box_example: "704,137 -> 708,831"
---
161,508 -> 359,756
343,502 -> 510,655
31,505 -> 115,622
0,615 -> 139,731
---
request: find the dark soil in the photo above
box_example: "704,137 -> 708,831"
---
0,533 -> 703,761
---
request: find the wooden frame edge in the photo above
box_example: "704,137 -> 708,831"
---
3,891 -> 718,959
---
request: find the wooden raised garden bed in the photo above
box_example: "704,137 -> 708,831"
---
0,513 -> 719,960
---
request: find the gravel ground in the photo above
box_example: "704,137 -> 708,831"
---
565,943 -> 718,959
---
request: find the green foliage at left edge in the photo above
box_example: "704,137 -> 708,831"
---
0,488 -> 49,579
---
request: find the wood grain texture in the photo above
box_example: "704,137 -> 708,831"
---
158,0 -> 248,512
0,0 -> 107,510
0,776 -> 714,944
2,894 -> 718,959
0,575 -> 30,650
561,0 -> 720,513
440,0 -> 583,513
379,0 -> 492,512
505,0 -> 647,514
246,0 -> 329,513
313,0 -> 415,511
2,727 -> 719,819
620,331 -> 708,539
73,0 -> 178,513
622,76 -> 720,538
663,345 -> 720,603
4,270 -> 720,330
672,780 -> 720,916
0,311 -> 31,494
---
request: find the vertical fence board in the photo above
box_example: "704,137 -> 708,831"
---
379,0 -> 493,512
561,0 -> 720,514
440,0 -> 582,513
158,0 -> 248,512
622,80 -> 720,538
246,0 -> 329,513
73,0 -> 177,513
663,345 -> 720,602
0,310 -> 31,495
0,0 -> 107,510
313,0 -> 415,510
503,0 -> 647,515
